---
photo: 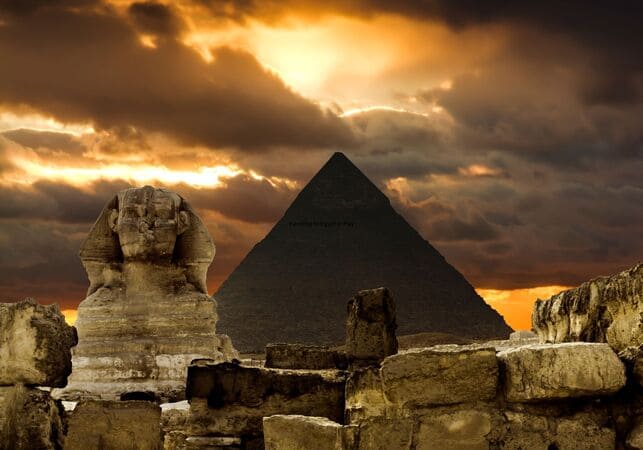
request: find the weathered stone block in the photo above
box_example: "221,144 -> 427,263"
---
65,400 -> 162,450
357,417 -> 414,450
532,263 -> 642,352
0,299 -> 77,387
500,411 -> 616,450
265,343 -> 347,370
380,345 -> 498,408
0,384 -> 64,450
415,409 -> 492,450
498,343 -> 626,402
509,330 -> 537,341
186,361 -> 345,437
345,368 -> 386,423
628,417 -> 643,450
263,415 -> 357,450
346,287 -> 397,368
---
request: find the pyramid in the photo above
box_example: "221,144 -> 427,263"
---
215,152 -> 512,351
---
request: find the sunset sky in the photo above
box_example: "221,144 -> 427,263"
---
0,1 -> 641,331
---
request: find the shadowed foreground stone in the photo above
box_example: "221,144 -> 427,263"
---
344,368 -> 386,424
0,385 -> 64,450
65,400 -> 162,450
380,345 -> 498,408
533,262 -> 642,352
346,287 -> 398,368
265,343 -> 347,370
498,342 -> 626,402
186,361 -> 345,439
263,415 -> 357,450
0,298 -> 77,387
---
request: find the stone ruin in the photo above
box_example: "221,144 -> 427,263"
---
533,262 -> 642,352
179,283 -> 642,450
0,299 -> 77,449
0,184 -> 641,450
60,186 -> 238,402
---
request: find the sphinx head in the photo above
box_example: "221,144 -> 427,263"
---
80,186 -> 214,294
108,187 -> 189,262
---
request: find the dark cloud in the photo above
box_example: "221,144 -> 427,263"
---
128,1 -> 185,37
0,4 -> 354,151
0,180 -> 131,223
2,129 -> 85,154
0,0 -> 98,15
195,0 -> 642,55
0,220 -> 88,308
176,175 -> 297,224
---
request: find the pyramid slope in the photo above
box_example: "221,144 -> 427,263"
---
215,153 -> 512,351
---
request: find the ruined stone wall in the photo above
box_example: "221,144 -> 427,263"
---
263,341 -> 642,450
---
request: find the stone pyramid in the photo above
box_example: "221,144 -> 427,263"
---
215,152 -> 512,351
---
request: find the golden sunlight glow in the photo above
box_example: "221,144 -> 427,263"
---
62,309 -> 77,326
340,105 -> 429,118
139,34 -> 158,49
476,285 -> 571,330
458,164 -> 502,177
9,156 -> 243,188
0,112 -> 95,136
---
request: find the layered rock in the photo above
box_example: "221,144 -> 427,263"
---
265,343 -> 347,370
0,299 -> 75,450
380,345 -> 498,409
0,385 -> 65,450
345,368 -> 386,424
0,298 -> 77,387
346,287 -> 398,368
185,360 -> 346,441
65,400 -> 162,450
498,342 -> 626,402
60,187 -> 237,402
532,262 -> 642,351
263,415 -> 357,450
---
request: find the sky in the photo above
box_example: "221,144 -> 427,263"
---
0,1 -> 641,331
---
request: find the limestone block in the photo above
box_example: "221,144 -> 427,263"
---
345,368 -> 386,423
532,263 -> 642,352
357,417 -> 414,450
628,417 -> 643,449
499,412 -> 551,450
555,417 -> 615,450
509,330 -> 537,341
500,411 -> 615,450
65,400 -> 162,450
0,299 -> 77,387
265,343 -> 347,370
415,409 -> 492,450
498,343 -> 626,402
346,287 -> 397,367
186,361 -> 345,438
380,345 -> 498,408
0,384 -> 64,450
263,415 -> 357,450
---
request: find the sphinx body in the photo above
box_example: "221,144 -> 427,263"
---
59,186 -> 237,401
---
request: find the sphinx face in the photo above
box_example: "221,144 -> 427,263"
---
111,187 -> 188,261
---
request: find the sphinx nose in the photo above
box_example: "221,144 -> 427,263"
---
138,218 -> 153,232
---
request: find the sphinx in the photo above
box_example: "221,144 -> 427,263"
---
58,186 -> 237,402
